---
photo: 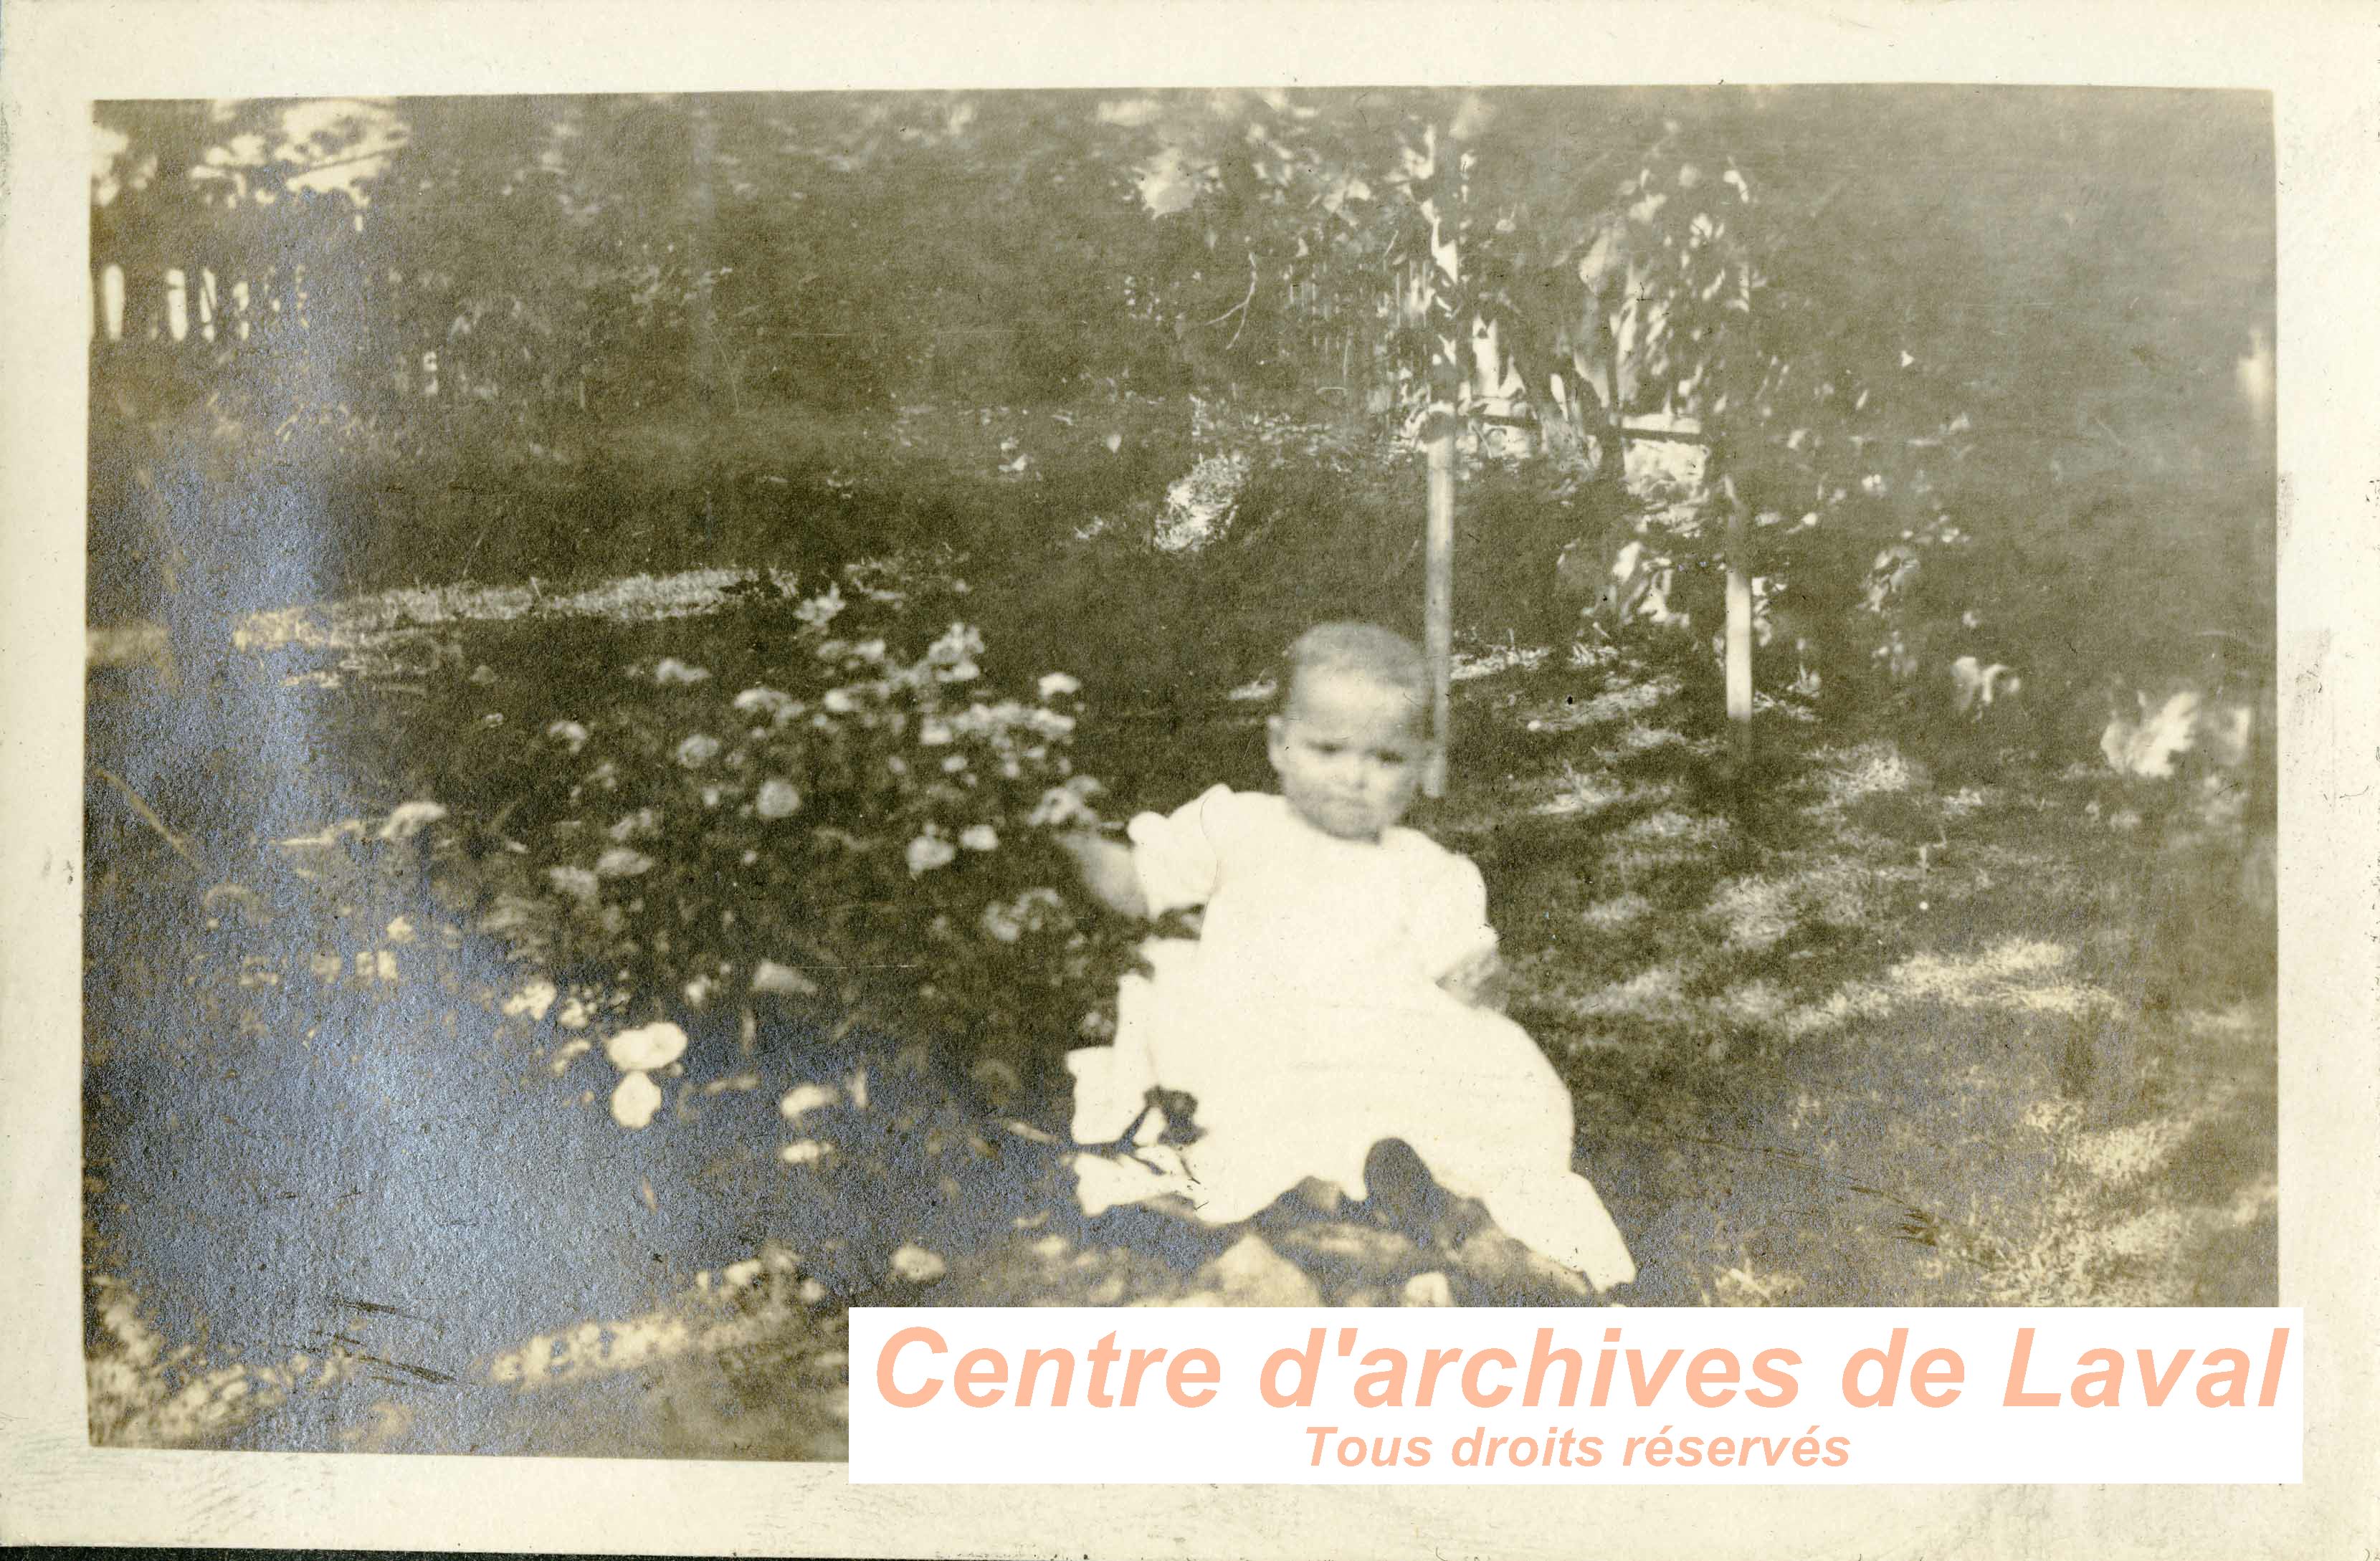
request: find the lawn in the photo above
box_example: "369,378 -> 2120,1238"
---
82,560 -> 2275,1457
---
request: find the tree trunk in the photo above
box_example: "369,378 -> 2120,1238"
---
686,103 -> 719,405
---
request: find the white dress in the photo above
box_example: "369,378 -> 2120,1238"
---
1065,784 -> 1637,1292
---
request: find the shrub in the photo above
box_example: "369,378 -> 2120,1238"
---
86,1274 -> 323,1448
444,564 -> 1149,1103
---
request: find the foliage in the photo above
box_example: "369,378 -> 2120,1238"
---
85,1274 -> 341,1447
439,563 -> 1146,1099
486,1245 -> 851,1461
93,87 -> 2272,747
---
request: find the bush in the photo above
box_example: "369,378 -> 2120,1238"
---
86,1275 -> 305,1448
442,564 -> 1149,1102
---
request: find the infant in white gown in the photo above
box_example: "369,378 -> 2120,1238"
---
1062,626 -> 1637,1294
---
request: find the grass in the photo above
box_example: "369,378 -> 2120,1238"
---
1435,653 -> 2274,1310
82,555 -> 2275,1457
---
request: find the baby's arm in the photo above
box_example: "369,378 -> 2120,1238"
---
1417,847 -> 1508,1011
1060,829 -> 1148,920
1064,783 -> 1232,922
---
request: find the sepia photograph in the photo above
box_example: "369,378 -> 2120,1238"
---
74,81 -> 2284,1464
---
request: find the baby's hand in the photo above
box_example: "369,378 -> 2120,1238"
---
1060,828 -> 1148,920
1437,947 -> 1511,1013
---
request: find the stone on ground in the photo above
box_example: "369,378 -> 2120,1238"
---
1194,1233 -> 1323,1307
1401,1271 -> 1455,1307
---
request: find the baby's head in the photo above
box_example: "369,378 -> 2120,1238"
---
1266,623 -> 1431,841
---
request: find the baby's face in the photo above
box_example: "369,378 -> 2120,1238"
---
1267,668 -> 1427,841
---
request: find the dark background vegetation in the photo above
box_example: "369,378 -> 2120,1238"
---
92,88 -> 2271,708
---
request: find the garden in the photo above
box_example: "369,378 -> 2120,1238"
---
83,87 -> 2276,1458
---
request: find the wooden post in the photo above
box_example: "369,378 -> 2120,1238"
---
1424,410 -> 1456,796
1722,470 -> 1754,770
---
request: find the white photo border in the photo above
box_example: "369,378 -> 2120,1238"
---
4,1 -> 2372,1554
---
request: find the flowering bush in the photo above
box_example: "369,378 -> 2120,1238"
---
450,566 -> 1144,1106
86,1274 -> 364,1447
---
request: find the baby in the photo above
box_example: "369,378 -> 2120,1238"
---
1062,623 -> 1637,1293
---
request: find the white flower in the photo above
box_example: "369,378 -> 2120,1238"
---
594,846 -> 654,878
1013,887 -> 1065,929
794,585 -> 846,629
547,865 -> 601,902
608,808 -> 660,841
675,733 -> 720,768
653,657 -> 710,685
918,717 -> 955,747
779,1081 -> 840,1122
822,687 -> 860,715
755,778 -> 801,820
503,980 -> 558,1021
610,1071 -> 664,1130
960,824 -> 999,852
1028,785 -> 1090,828
905,834 -> 958,875
926,623 -> 985,667
1037,672 -> 1081,700
378,800 -> 447,841
732,687 -> 798,720
546,720 -> 591,753
779,1140 -> 829,1166
752,960 -> 820,998
606,1021 -> 688,1071
979,902 -> 1023,944
890,1245 -> 947,1284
